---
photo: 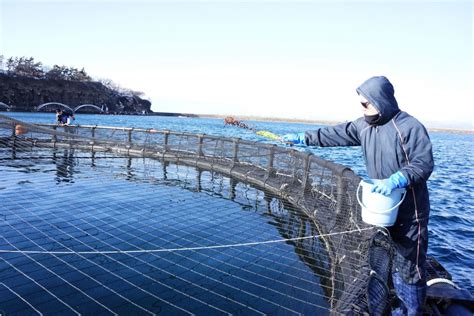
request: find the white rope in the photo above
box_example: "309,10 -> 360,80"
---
0,228 -> 373,255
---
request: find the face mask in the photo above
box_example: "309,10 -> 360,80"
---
364,114 -> 381,125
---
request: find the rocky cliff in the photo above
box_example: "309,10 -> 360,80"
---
0,73 -> 152,114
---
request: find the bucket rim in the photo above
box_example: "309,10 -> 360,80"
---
359,179 -> 406,192
359,179 -> 406,194
357,180 -> 407,214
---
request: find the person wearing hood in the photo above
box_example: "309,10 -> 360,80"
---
283,76 -> 434,315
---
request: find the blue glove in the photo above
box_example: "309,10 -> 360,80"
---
281,132 -> 306,145
371,171 -> 408,196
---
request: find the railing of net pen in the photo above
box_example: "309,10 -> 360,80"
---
1,116 -> 375,311
3,119 -> 367,219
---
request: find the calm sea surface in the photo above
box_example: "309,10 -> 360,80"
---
5,112 -> 474,294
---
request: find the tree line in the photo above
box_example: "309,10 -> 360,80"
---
0,55 -> 92,82
0,55 -> 145,97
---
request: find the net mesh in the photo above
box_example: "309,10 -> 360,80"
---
0,114 -> 394,315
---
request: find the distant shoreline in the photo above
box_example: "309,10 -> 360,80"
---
181,113 -> 474,135
4,110 -> 473,134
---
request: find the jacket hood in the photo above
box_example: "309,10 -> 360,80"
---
356,76 -> 400,125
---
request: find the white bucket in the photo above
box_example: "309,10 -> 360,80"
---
356,180 -> 406,227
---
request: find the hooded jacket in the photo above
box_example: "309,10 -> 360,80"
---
305,76 -> 434,283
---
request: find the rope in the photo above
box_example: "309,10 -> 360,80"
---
0,228 -> 373,255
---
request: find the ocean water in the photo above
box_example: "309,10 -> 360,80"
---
5,111 -> 474,294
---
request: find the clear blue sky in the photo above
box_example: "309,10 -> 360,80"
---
1,0 -> 472,128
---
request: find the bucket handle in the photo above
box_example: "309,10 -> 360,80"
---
357,181 -> 407,214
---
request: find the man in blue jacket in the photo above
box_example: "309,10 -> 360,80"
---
283,76 -> 434,315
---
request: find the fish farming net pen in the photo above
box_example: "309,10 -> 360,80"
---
0,114 -> 394,315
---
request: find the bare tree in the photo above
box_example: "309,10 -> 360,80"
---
7,56 -> 44,78
99,78 -> 131,94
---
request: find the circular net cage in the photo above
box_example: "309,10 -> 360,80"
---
0,114 -> 395,315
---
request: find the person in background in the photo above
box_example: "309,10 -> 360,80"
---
55,109 -> 63,125
64,112 -> 75,126
56,109 -> 75,126
282,76 -> 434,315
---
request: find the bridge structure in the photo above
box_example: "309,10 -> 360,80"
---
0,102 -> 10,109
36,102 -> 104,113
